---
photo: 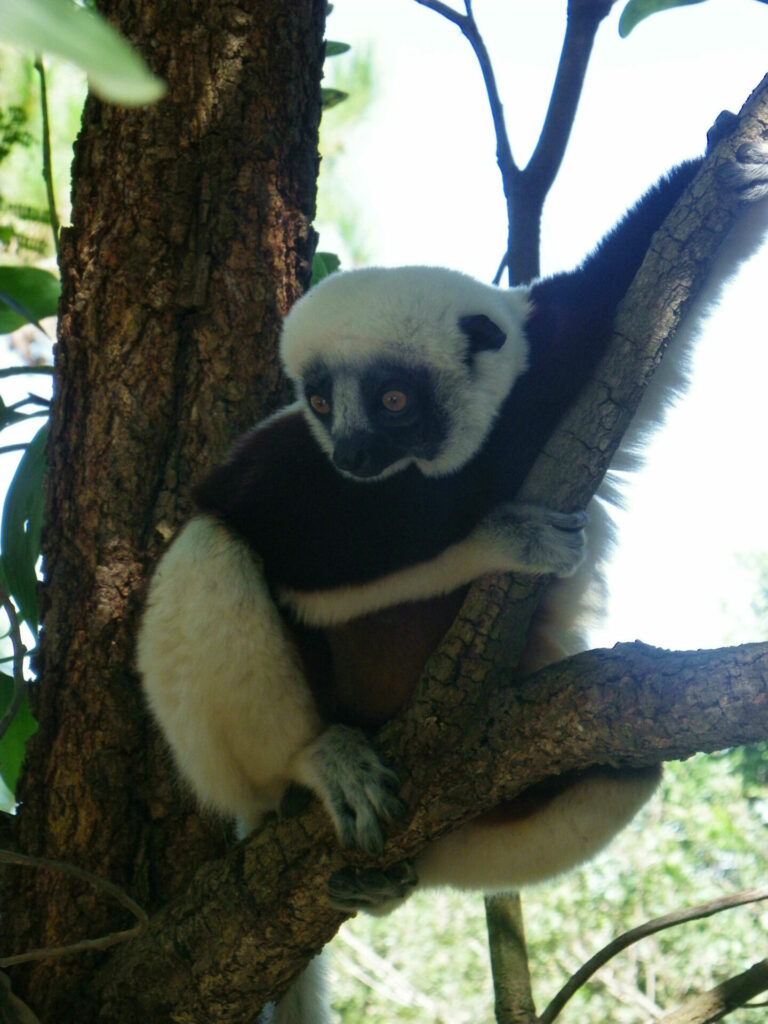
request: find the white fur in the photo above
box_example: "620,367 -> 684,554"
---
279,536 -> 508,625
137,515 -> 323,832
279,526 -> 543,626
415,769 -> 660,892
264,954 -> 330,1024
281,266 -> 531,478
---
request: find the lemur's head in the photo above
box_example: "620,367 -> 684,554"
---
280,266 -> 530,481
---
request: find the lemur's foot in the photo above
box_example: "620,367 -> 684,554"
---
328,860 -> 418,914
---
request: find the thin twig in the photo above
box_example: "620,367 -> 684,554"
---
6,396 -> 51,412
413,1 -> 613,283
0,588 -> 27,743
0,849 -> 148,967
33,57 -> 60,260
414,0 -> 518,273
539,887 -> 768,1024
0,445 -> 35,457
413,0 -> 467,27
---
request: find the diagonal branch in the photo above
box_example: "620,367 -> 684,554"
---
414,0 -> 517,201
0,850 -> 148,968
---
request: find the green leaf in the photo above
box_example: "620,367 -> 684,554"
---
321,88 -> 349,110
1,425 -> 47,632
0,673 -> 38,800
311,251 -> 341,286
619,0 -> 709,36
0,401 -> 29,432
0,0 -> 167,106
0,266 -> 60,332
326,41 -> 351,57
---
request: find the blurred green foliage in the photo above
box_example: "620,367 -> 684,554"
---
0,47 -> 85,258
316,44 -> 376,267
334,752 -> 768,1022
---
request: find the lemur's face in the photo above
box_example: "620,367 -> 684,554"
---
300,358 -> 449,479
280,265 -> 531,481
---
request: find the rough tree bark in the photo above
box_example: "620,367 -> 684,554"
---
1,1 -> 326,1020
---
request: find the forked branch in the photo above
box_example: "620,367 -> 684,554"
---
414,0 -> 617,282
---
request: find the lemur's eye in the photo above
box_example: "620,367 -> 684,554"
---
381,390 -> 407,413
310,395 -> 331,415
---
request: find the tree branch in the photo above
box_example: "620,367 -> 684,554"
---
415,0 -> 617,283
0,850 -> 148,968
485,892 -> 538,1024
413,0 -> 468,28
506,0 -> 616,283
414,0 -> 518,258
93,639 -> 768,1021
658,958 -> 768,1024
526,1 -> 616,194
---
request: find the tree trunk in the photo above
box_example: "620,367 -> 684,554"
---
2,1 -> 325,1019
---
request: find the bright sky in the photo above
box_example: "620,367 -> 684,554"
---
321,0 -> 768,651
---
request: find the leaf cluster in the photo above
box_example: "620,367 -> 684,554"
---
0,106 -> 31,166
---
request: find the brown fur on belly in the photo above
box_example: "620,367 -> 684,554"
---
292,588 -> 468,730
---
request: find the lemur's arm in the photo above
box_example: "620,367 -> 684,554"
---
280,505 -> 587,626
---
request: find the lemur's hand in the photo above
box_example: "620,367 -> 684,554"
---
709,110 -> 768,202
480,503 -> 588,578
721,141 -> 768,203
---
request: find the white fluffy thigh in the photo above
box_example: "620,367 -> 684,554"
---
414,768 -> 660,892
137,515 -> 323,831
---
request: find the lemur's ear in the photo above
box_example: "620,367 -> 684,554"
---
458,314 -> 506,353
